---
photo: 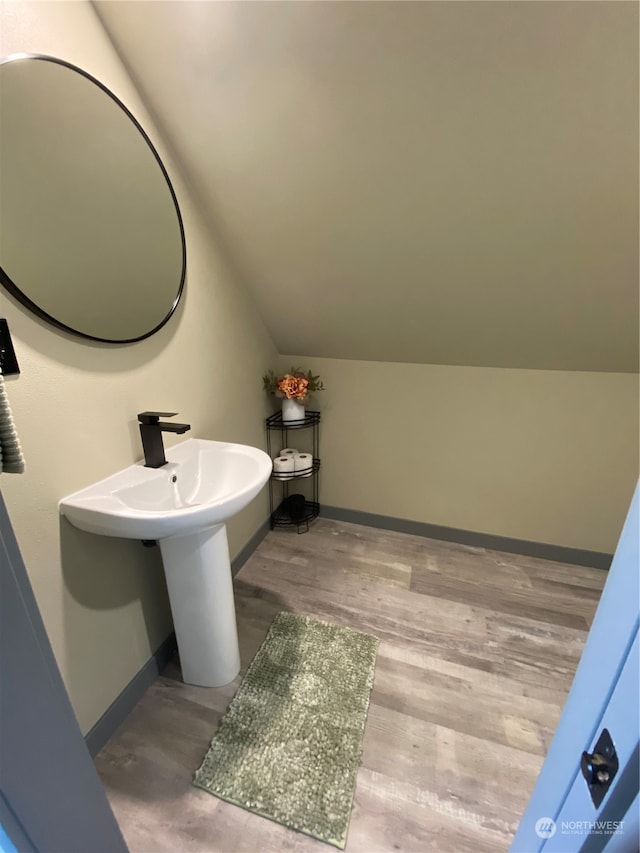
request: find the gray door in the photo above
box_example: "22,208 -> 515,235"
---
0,491 -> 127,852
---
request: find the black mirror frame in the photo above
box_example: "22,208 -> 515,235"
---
0,53 -> 187,344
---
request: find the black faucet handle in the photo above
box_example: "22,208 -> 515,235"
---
137,411 -> 178,425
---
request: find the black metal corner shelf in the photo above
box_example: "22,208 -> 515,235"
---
266,410 -> 321,533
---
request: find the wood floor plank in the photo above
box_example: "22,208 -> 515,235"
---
372,655 -> 560,755
409,560 -> 596,629
351,767 -> 512,853
95,518 -> 605,852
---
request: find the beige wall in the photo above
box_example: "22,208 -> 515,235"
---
281,357 -> 639,554
0,1 -> 278,734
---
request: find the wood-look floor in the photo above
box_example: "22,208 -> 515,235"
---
95,519 -> 606,853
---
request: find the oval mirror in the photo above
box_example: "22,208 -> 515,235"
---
0,54 -> 186,343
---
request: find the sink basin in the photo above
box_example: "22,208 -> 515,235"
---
59,438 -> 272,540
60,438 -> 272,688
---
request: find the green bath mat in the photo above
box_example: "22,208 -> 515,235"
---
193,611 -> 379,849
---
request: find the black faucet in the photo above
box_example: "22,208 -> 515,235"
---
137,412 -> 191,468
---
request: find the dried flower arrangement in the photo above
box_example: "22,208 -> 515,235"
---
262,367 -> 325,402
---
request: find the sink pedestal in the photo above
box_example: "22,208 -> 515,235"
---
58,439 -> 272,687
159,523 -> 240,687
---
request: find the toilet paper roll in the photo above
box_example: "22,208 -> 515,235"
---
279,447 -> 298,458
273,456 -> 295,479
294,452 -> 313,477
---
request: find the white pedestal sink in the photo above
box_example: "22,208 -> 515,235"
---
59,439 -> 272,687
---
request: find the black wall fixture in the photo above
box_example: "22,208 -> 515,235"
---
0,320 -> 20,376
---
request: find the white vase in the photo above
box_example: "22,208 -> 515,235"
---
282,398 -> 305,422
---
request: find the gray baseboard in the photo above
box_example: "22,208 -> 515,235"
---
84,631 -> 178,758
320,505 -> 612,570
85,520 -> 270,757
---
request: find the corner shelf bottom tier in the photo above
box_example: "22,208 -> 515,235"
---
270,499 -> 320,533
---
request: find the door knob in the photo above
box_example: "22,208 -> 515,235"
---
581,751 -> 611,785
580,728 -> 618,808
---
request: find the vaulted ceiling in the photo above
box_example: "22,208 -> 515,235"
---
93,0 -> 638,372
